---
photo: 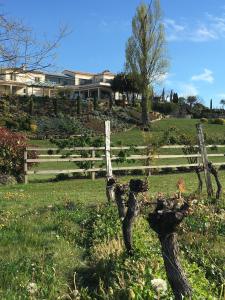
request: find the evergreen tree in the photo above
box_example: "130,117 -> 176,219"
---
170,90 -> 173,102
210,99 -> 213,110
76,96 -> 81,115
161,88 -> 165,102
173,92 -> 179,103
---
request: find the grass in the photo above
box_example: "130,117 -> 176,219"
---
112,118 -> 225,145
28,118 -> 225,149
0,173 -> 224,299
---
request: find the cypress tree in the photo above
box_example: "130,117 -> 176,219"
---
77,96 -> 81,115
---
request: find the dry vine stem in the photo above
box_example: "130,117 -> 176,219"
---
148,196 -> 192,300
114,184 -> 128,220
122,179 -> 148,255
106,177 -> 117,203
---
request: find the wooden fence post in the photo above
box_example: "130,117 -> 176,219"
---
91,150 -> 96,180
145,145 -> 151,176
105,120 -> 115,203
24,148 -> 28,184
196,124 -> 213,197
105,120 -> 113,178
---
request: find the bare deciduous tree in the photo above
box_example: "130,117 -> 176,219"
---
0,13 -> 68,74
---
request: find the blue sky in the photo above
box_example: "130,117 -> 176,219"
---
1,0 -> 225,107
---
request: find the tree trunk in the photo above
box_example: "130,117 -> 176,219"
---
159,233 -> 192,300
115,184 -> 127,220
148,199 -> 192,299
122,191 -> 139,255
132,93 -> 135,107
122,179 -> 148,255
208,162 -> 222,200
141,94 -> 149,126
195,167 -> 203,193
106,177 -> 116,203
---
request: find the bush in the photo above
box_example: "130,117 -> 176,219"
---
36,115 -> 91,138
152,102 -> 178,115
30,123 -> 37,133
0,128 -> 37,181
209,118 -> 225,125
5,118 -> 19,130
200,118 -> 208,123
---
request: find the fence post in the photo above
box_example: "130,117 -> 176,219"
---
145,145 -> 151,176
91,149 -> 96,180
196,124 -> 213,197
105,120 -> 113,178
24,148 -> 28,184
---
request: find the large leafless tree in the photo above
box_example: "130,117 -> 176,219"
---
0,13 -> 68,74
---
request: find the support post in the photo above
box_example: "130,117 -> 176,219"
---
97,87 -> 100,100
145,145 -> 151,176
105,120 -> 113,178
196,124 -> 213,197
91,150 -> 96,180
105,121 -> 115,203
24,148 -> 28,184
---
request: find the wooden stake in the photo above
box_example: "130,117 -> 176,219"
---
105,120 -> 113,178
24,148 -> 28,184
91,150 -> 96,180
196,124 -> 213,197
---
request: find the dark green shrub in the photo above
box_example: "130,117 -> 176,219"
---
5,118 -> 19,130
152,102 -> 178,114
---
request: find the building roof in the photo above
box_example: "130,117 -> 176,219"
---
64,70 -> 115,76
43,71 -> 72,78
64,70 -> 95,76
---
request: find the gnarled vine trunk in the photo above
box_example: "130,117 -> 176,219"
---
122,179 -> 148,255
208,162 -> 222,200
195,166 -> 203,193
122,191 -> 139,255
115,184 -> 127,220
106,177 -> 116,203
159,233 -> 192,300
148,199 -> 192,299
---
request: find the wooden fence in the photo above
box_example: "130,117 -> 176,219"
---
24,144 -> 225,184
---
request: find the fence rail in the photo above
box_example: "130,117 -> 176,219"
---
24,144 -> 225,183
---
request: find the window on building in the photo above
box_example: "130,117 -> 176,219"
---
79,79 -> 92,85
35,77 -> 40,82
10,73 -> 16,81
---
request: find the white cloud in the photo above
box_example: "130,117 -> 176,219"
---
164,12 -> 225,42
191,25 -> 217,42
191,69 -> 214,83
164,19 -> 186,41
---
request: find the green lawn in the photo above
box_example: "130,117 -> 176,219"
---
0,118 -> 224,298
0,173 -> 224,299
112,118 -> 225,145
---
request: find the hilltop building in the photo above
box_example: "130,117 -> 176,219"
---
0,67 -> 115,99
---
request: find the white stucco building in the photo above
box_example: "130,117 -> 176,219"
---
63,69 -> 115,99
0,67 -> 115,99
